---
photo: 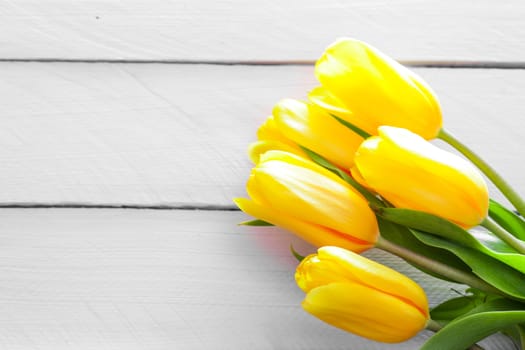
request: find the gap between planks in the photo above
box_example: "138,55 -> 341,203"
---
0,203 -> 240,211
0,58 -> 524,69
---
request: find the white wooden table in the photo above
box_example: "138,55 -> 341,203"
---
1,1 -> 524,349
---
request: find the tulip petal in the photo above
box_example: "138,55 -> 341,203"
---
317,246 -> 429,318
233,198 -> 373,252
258,150 -> 358,193
273,99 -> 363,169
251,160 -> 378,243
248,140 -> 305,164
307,85 -> 353,119
315,38 -> 442,139
355,126 -> 488,227
302,282 -> 428,343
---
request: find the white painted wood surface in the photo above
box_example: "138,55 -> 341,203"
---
0,1 -> 524,62
0,209 -> 514,350
1,1 -> 524,349
0,64 -> 523,207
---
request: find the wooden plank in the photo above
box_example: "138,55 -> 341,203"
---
0,208 -> 513,349
0,1 -> 524,62
0,63 -> 523,207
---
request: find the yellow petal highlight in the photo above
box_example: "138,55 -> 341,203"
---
272,99 -> 363,170
258,150 -> 355,192
248,140 -> 305,164
307,86 -> 353,120
315,38 -> 442,139
252,115 -> 306,161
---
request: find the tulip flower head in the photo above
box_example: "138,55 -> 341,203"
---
353,126 -> 489,228
234,151 -> 379,252
295,246 -> 429,343
272,98 -> 364,169
315,38 -> 442,139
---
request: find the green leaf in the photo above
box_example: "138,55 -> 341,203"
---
422,298 -> 525,350
376,207 -> 525,274
430,296 -> 481,323
375,207 -> 479,246
329,114 -> 371,139
290,244 -> 306,262
412,230 -> 525,301
430,291 -> 502,324
460,297 -> 525,314
239,219 -> 273,226
378,218 -> 471,282
489,199 -> 525,240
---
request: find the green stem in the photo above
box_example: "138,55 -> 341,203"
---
438,128 -> 525,217
426,319 -> 442,332
482,217 -> 525,255
376,236 -> 503,297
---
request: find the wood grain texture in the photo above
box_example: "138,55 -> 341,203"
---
0,208 -> 513,350
0,0 -> 524,62
0,62 -> 523,207
1,2 -> 522,349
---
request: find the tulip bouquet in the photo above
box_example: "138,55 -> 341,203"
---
235,38 -> 525,349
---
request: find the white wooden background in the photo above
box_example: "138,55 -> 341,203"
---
1,1 -> 524,349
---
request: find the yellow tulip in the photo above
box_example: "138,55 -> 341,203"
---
315,38 -> 442,140
353,126 -> 489,228
249,115 -> 306,163
295,246 -> 429,343
272,99 -> 364,169
234,151 -> 378,252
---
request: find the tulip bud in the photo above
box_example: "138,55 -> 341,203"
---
353,126 -> 489,228
272,99 -> 364,170
315,38 -> 442,140
295,246 -> 429,343
234,151 -> 378,252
